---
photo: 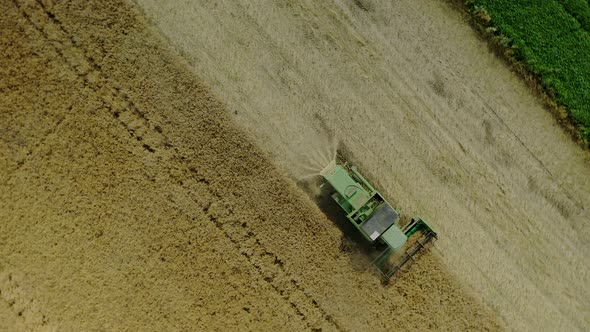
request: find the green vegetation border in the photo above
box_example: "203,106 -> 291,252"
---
442,0 -> 590,148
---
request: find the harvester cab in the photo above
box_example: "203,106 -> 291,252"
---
320,161 -> 437,282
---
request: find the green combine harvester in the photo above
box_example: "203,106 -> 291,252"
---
320,161 -> 437,282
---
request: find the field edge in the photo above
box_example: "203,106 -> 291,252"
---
441,0 -> 590,149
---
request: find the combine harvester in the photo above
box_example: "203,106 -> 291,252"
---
320,161 -> 437,282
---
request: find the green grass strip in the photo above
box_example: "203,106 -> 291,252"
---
471,0 -> 590,141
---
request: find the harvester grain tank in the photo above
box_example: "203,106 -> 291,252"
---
320,161 -> 437,282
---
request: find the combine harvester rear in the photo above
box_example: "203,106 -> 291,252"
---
320,161 -> 437,282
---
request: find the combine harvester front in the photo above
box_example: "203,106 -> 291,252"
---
320,161 -> 437,282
